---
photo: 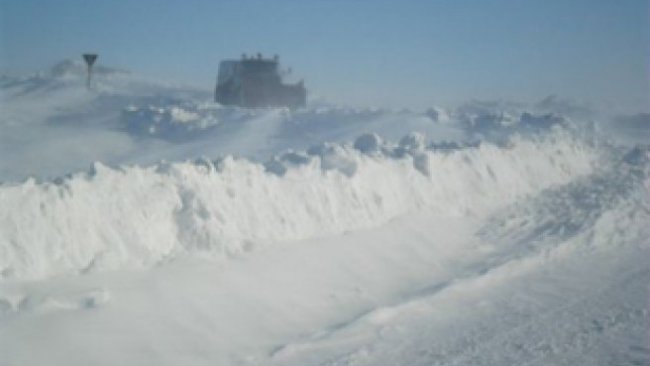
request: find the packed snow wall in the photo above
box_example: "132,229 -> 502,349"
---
0,131 -> 597,280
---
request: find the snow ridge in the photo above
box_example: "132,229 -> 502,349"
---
0,131 -> 596,280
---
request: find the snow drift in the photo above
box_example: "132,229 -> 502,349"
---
0,131 -> 596,280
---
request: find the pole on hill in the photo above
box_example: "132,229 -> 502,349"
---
82,53 -> 98,90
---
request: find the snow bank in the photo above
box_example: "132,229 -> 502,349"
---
0,131 -> 596,280
123,103 -> 408,141
123,99 -> 571,144
123,102 -> 226,139
479,143 -> 650,256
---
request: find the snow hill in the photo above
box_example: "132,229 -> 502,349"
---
0,61 -> 649,366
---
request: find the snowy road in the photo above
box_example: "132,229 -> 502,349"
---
272,218 -> 650,366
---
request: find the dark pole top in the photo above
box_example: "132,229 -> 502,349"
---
83,54 -> 98,67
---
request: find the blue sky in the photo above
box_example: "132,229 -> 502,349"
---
1,0 -> 648,110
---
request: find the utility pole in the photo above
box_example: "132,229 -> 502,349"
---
82,53 -> 98,90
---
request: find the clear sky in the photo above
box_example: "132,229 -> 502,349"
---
1,0 -> 648,110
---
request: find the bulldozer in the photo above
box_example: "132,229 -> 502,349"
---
215,53 -> 306,108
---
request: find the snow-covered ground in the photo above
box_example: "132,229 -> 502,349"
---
0,61 -> 648,365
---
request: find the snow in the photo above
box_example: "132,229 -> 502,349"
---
0,130 -> 597,280
1,60 -> 649,365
